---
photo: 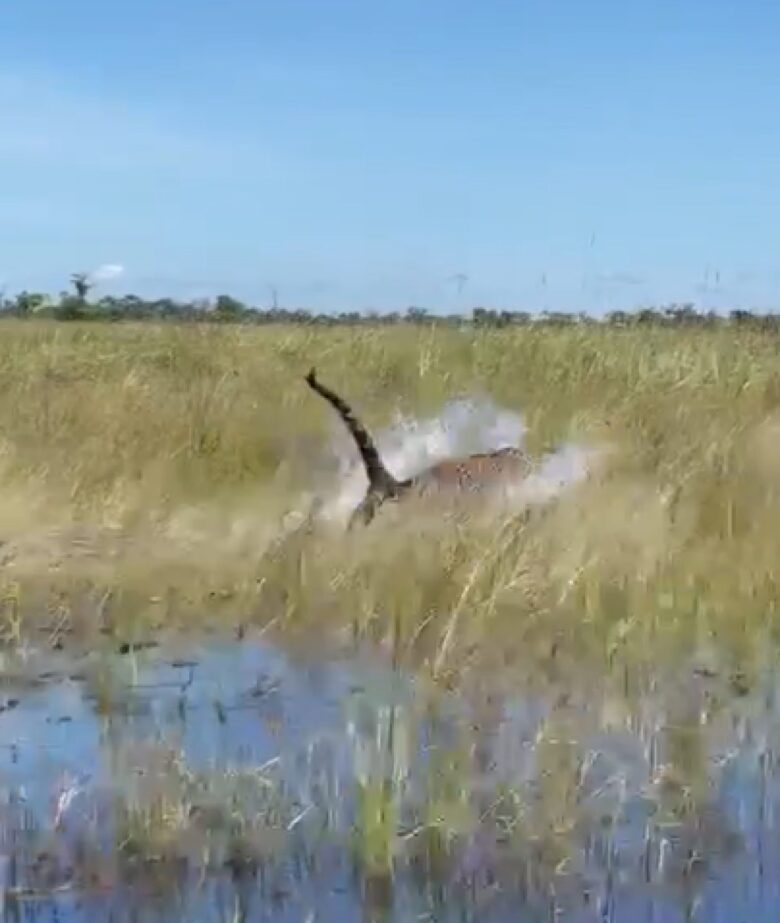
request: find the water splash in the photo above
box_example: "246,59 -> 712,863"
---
505,441 -> 600,508
306,396 -> 603,527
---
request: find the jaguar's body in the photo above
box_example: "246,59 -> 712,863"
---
304,368 -> 534,528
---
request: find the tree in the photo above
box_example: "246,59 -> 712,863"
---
12,291 -> 48,316
70,272 -> 93,302
56,295 -> 86,320
214,294 -> 246,321
405,306 -> 429,324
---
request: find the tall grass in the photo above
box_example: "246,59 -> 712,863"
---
0,319 -> 777,680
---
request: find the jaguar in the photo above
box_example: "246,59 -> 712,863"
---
304,368 -> 534,528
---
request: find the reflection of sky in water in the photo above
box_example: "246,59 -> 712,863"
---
0,639 -> 778,920
0,679 -> 101,810
0,639 -> 416,834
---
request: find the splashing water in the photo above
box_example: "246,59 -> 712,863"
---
304,396 -> 603,528
505,441 -> 600,508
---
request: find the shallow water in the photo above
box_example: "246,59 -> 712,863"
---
0,632 -> 778,921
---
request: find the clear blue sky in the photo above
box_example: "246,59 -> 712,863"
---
1,0 -> 778,314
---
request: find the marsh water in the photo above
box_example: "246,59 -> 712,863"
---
0,626 -> 777,922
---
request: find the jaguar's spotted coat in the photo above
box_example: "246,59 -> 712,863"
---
304,368 -> 534,528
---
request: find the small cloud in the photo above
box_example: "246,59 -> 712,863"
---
89,263 -> 124,283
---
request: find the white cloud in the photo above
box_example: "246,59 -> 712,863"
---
89,263 -> 124,283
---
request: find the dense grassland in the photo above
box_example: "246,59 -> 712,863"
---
0,318 -> 778,682
2,318 -> 780,917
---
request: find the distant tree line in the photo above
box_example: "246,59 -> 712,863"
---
0,276 -> 778,329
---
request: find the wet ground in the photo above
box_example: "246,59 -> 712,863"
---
0,630 -> 778,921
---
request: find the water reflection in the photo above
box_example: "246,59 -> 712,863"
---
0,632 -> 777,920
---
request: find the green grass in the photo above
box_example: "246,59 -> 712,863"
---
0,319 -> 777,681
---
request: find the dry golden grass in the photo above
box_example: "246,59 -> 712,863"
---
0,318 -> 777,679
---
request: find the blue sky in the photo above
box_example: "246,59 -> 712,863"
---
1,0 -> 779,314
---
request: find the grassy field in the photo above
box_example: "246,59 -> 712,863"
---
0,318 -> 778,682
0,318 -> 779,917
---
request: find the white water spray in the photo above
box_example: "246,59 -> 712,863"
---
300,396 -> 603,529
